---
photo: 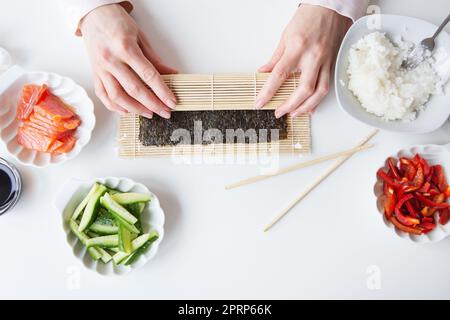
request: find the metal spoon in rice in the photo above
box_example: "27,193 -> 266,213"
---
402,13 -> 450,70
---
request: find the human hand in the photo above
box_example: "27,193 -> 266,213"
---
80,4 -> 177,119
256,4 -> 352,118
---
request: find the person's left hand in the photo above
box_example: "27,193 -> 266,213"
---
256,4 -> 352,118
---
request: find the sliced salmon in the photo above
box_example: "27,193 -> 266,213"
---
17,125 -> 54,152
31,112 -> 80,131
16,84 -> 48,120
61,116 -> 81,130
16,84 -> 80,155
47,140 -> 64,153
25,120 -> 74,139
34,94 -> 75,121
52,135 -> 76,154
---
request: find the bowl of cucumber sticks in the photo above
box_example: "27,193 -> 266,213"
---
55,177 -> 165,275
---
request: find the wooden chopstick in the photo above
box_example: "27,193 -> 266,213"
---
263,129 -> 379,232
225,144 -> 374,190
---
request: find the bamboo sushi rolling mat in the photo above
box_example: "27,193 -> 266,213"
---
118,73 -> 311,157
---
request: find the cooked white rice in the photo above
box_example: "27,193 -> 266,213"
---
347,32 -> 441,121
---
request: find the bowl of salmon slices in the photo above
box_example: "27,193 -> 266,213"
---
0,65 -> 95,167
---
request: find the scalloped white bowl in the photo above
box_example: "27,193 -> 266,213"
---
336,14 -> 450,133
0,65 -> 95,167
374,144 -> 450,243
55,177 -> 165,275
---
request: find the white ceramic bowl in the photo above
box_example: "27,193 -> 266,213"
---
0,65 -> 95,167
335,14 -> 450,133
374,144 -> 450,243
55,177 -> 165,275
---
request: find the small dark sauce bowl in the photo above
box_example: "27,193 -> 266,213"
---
0,158 -> 22,216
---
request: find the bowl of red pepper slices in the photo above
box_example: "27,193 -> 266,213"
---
374,144 -> 450,242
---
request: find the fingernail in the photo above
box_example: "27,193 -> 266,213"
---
166,99 -> 177,110
275,111 -> 282,119
161,110 -> 171,119
143,112 -> 153,119
255,99 -> 264,109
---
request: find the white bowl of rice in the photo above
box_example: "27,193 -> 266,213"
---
335,14 -> 450,133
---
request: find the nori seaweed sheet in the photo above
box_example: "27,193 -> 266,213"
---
139,110 -> 288,146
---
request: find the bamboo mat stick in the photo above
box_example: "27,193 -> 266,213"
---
263,129 -> 379,232
162,73 -> 300,111
225,143 -> 374,190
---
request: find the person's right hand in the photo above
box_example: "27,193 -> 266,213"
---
80,4 -> 177,119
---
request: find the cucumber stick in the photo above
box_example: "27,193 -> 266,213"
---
87,231 -> 99,238
111,215 -> 140,234
118,224 -> 133,254
112,193 -> 151,205
89,223 -> 119,235
123,233 -> 159,266
126,202 -> 145,215
78,184 -> 107,232
112,231 -> 158,265
88,247 -> 102,261
86,235 -> 119,248
107,188 -> 120,195
72,183 -> 100,221
97,247 -> 113,263
126,203 -> 144,233
70,221 -> 102,260
100,193 -> 138,225
69,220 -> 89,246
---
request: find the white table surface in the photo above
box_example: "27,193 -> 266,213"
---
1,0 -> 449,299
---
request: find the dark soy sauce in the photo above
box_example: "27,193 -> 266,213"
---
0,164 -> 14,205
0,160 -> 21,215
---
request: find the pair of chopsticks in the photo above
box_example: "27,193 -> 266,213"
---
225,129 -> 379,232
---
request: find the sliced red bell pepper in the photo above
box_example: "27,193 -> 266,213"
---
421,206 -> 433,217
415,192 -> 450,209
383,183 -> 394,197
429,187 -> 441,196
419,222 -> 436,234
400,158 -> 417,181
422,217 -> 434,223
402,185 -> 420,193
389,216 -> 423,235
405,201 -> 419,218
439,208 -> 450,225
400,157 -> 412,166
417,182 -> 431,193
426,194 -> 448,217
377,169 -> 402,188
384,192 -> 396,219
395,194 -> 420,226
432,165 -> 449,193
387,157 -> 401,180
419,157 -> 431,177
412,164 -> 424,188
433,193 -> 446,204
406,167 -> 417,181
411,154 -> 422,167
425,166 -> 434,183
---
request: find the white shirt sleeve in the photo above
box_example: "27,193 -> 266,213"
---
299,0 -> 369,22
60,0 -> 133,36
